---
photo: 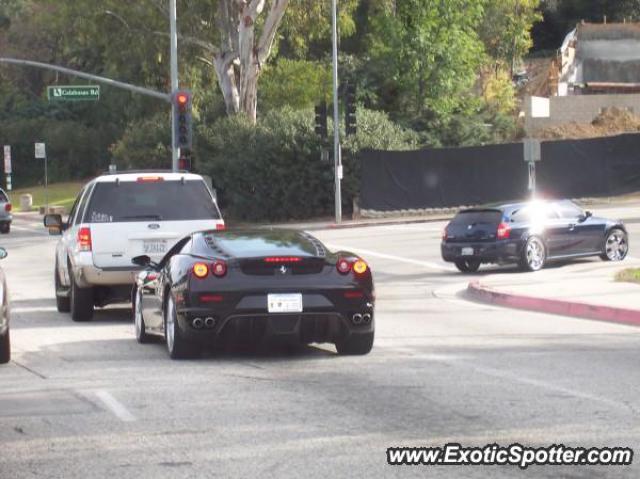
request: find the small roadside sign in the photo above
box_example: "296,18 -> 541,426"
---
35,142 -> 46,159
523,139 -> 541,163
47,85 -> 100,102
3,145 -> 11,174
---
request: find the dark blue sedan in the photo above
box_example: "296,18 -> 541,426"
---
441,200 -> 628,272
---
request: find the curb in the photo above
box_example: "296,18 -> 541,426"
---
466,281 -> 640,327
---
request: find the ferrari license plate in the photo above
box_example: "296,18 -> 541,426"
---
268,293 -> 303,313
143,240 -> 167,254
461,247 -> 474,256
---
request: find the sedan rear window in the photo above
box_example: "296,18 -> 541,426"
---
84,180 -> 221,223
450,210 -> 502,225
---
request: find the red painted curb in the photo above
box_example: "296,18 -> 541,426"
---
467,281 -> 640,327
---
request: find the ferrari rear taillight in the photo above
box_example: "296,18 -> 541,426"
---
4,203 -> 11,212
496,222 -> 511,240
336,258 -> 351,274
352,259 -> 368,274
212,260 -> 227,277
77,227 -> 92,252
192,262 -> 209,278
442,223 -> 449,240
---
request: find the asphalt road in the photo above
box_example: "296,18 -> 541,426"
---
2,205 -> 640,478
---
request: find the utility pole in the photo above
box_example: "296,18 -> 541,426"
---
169,0 -> 179,172
331,0 -> 342,223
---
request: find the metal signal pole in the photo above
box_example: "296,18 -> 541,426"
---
169,0 -> 179,172
331,0 -> 342,223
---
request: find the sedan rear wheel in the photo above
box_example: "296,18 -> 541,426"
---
520,236 -> 546,272
0,329 -> 10,364
134,287 -> 149,344
164,294 -> 197,359
454,259 -> 481,273
601,228 -> 628,261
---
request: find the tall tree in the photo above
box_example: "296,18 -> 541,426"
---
367,0 -> 486,123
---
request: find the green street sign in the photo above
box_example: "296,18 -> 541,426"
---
47,85 -> 100,101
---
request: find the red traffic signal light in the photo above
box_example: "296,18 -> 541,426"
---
176,93 -> 189,106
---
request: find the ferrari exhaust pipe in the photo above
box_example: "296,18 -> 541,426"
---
192,317 -> 204,329
352,313 -> 363,325
204,317 -> 216,329
362,313 -> 372,324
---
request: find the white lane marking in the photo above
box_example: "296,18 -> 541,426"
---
12,306 -> 58,313
325,243 -> 455,272
95,390 -> 136,422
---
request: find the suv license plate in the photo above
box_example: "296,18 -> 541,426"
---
461,247 -> 474,256
268,294 -> 303,313
143,240 -> 167,254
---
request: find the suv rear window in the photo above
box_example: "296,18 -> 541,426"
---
84,180 -> 221,223
450,210 -> 502,225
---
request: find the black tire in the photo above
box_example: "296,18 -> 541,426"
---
0,329 -> 10,364
600,228 -> 629,261
520,236 -> 546,272
0,223 -> 9,234
55,262 -> 71,313
164,294 -> 198,359
454,259 -> 481,273
133,286 -> 150,344
70,274 -> 94,322
336,332 -> 374,355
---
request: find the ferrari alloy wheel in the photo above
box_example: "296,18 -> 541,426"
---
134,287 -> 149,344
601,228 -> 628,262
521,236 -> 545,272
336,332 -> 374,355
164,294 -> 197,359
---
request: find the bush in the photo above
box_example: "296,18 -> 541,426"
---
196,107 -> 419,222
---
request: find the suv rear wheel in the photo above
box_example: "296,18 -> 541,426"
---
70,274 -> 94,322
55,261 -> 71,313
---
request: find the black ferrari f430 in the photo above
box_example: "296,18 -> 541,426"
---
132,229 -> 375,359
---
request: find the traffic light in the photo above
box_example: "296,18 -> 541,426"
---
173,90 -> 193,149
314,102 -> 328,138
344,83 -> 357,136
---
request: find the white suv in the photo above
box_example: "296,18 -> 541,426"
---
44,171 -> 224,321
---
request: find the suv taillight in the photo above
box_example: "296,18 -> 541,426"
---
4,203 -> 11,212
216,223 -> 226,231
496,222 -> 511,240
77,227 -> 92,251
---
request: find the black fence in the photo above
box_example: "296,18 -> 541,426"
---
360,133 -> 640,210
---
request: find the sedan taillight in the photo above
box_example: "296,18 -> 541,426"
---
77,227 -> 92,251
496,222 -> 511,240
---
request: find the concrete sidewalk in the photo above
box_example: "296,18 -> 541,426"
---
467,259 -> 640,326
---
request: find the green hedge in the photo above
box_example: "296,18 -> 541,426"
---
116,107 -> 419,222
197,108 -> 419,221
